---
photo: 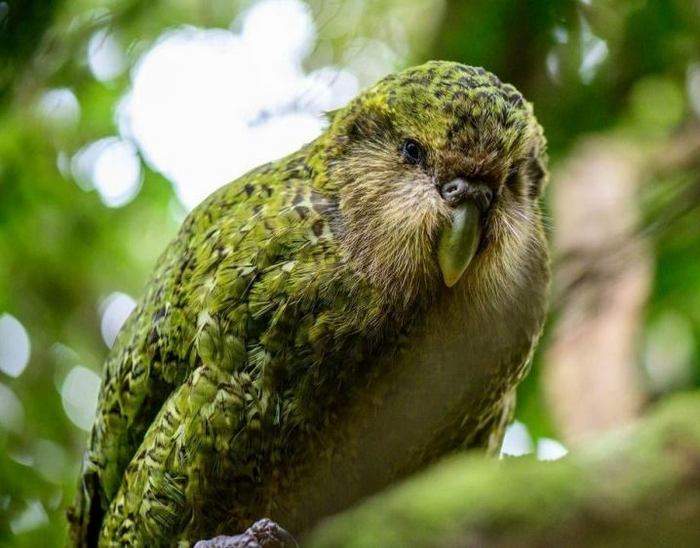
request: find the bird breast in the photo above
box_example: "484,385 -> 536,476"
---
269,259 -> 548,536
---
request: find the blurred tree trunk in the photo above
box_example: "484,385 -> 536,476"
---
544,126 -> 700,445
304,392 -> 700,547
544,138 -> 650,445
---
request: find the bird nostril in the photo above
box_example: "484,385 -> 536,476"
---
440,179 -> 468,203
440,179 -> 494,209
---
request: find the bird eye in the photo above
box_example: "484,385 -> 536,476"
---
401,139 -> 426,165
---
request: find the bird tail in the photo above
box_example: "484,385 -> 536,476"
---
67,453 -> 106,548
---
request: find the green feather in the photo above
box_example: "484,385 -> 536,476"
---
69,61 -> 549,547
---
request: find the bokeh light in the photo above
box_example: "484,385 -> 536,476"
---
71,137 -> 142,206
9,500 -> 49,535
60,365 -> 101,431
37,88 -> 80,128
0,382 -> 24,433
501,422 -> 568,461
32,439 -> 69,485
536,438 -> 569,461
578,14 -> 608,84
120,0 -> 359,209
500,420 -> 533,457
0,313 -> 31,378
87,29 -> 127,82
100,292 -> 137,348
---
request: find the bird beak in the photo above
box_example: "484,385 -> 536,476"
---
438,201 -> 482,287
437,178 -> 489,287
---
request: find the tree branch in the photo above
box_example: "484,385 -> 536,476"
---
303,393 -> 700,547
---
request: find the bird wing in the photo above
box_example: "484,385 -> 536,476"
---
69,147 -> 393,545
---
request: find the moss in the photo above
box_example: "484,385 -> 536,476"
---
305,392 -> 700,547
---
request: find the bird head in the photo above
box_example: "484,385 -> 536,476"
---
317,61 -> 548,305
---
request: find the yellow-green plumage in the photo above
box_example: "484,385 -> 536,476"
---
69,61 -> 549,546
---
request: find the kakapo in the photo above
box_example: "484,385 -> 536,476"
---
70,61 -> 550,546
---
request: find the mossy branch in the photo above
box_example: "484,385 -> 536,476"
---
303,393 -> 700,547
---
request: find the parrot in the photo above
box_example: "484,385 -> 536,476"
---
68,60 -> 550,546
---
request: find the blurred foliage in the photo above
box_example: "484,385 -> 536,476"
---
0,0 -> 699,545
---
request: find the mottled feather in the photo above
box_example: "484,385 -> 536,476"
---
69,61 -> 549,546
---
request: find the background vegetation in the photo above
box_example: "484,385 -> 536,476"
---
1,0 -> 699,545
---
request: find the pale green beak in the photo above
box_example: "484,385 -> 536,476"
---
438,201 -> 482,287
